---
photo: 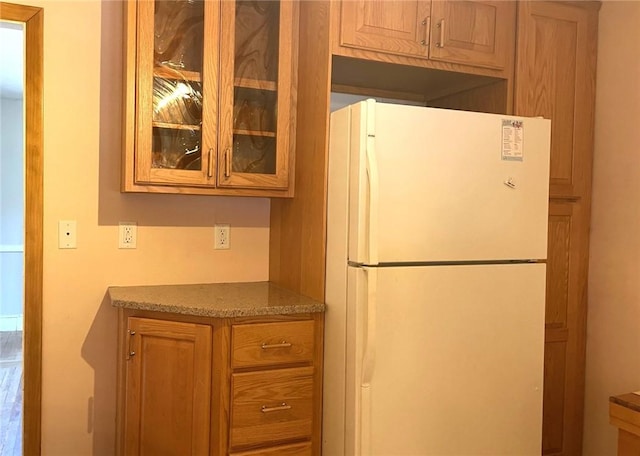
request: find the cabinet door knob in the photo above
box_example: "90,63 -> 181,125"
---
261,402 -> 292,413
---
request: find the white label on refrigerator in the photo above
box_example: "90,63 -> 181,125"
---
502,119 -> 524,161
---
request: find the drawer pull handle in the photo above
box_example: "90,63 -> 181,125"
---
261,341 -> 292,349
261,402 -> 292,413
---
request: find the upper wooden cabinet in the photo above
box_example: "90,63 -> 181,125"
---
514,1 -> 598,199
338,0 -> 516,71
122,0 -> 298,197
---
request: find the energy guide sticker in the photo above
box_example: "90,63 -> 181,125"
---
501,119 -> 524,161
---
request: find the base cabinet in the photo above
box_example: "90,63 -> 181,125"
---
123,317 -> 213,455
116,311 -> 323,456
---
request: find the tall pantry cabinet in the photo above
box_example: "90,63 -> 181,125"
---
514,2 -> 599,455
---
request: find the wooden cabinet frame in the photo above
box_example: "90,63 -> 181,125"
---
121,0 -> 299,197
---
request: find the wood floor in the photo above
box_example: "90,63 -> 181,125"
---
0,331 -> 22,456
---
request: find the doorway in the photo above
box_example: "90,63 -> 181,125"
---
0,19 -> 24,456
0,3 -> 43,455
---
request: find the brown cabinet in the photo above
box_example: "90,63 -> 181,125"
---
116,312 -> 323,456
122,0 -> 298,197
514,2 -> 598,455
338,0 -> 516,71
229,321 -> 317,453
122,317 -> 213,455
515,1 -> 597,199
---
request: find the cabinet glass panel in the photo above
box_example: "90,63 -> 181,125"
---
233,1 -> 280,175
152,0 -> 204,170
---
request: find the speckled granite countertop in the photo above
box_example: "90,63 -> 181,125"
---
108,282 -> 325,318
610,392 -> 640,413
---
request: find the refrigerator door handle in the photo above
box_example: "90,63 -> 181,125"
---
365,99 -> 379,266
361,267 -> 377,386
360,266 -> 377,456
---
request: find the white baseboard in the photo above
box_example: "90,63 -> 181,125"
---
0,314 -> 23,331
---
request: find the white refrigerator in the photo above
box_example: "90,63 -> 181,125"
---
324,100 -> 551,455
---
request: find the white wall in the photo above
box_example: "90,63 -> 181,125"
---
0,97 -> 25,322
583,2 -> 640,455
18,1 -> 271,454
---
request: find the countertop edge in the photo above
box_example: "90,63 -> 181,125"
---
610,393 -> 640,413
111,299 -> 325,318
107,282 -> 325,318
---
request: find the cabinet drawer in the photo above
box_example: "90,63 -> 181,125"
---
230,366 -> 314,449
229,441 -> 312,456
231,320 -> 315,368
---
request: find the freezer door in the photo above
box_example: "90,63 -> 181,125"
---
342,263 -> 545,456
346,101 -> 551,264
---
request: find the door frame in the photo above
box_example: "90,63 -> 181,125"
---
0,2 -> 43,455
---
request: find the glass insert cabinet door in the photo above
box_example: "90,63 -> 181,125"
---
132,0 -> 294,191
218,0 -> 294,189
134,0 -> 219,187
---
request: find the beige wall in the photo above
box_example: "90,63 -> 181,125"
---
28,1 -> 270,454
583,1 -> 640,455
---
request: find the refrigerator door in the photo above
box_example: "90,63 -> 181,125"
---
344,263 -> 546,456
344,100 -> 551,264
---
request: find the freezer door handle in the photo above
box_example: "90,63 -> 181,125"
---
365,99 -> 379,265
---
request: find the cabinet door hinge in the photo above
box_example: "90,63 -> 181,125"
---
126,329 -> 136,360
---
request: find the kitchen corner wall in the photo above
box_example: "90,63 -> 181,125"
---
583,2 -> 640,455
32,1 -> 270,454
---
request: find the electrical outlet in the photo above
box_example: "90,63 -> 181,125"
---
118,222 -> 137,249
214,224 -> 230,250
58,220 -> 77,249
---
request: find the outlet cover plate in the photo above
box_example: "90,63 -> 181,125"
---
119,222 -> 137,249
214,224 -> 230,250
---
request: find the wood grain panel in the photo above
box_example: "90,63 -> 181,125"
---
230,367 -> 314,449
311,314 -> 325,456
618,429 -> 640,456
543,336 -> 568,455
542,198 -> 590,456
546,202 -> 573,328
211,319 -> 232,456
232,320 -> 315,369
124,318 -> 212,456
611,403 -> 640,437
269,0 -> 332,301
429,1 -> 516,71
514,1 -> 598,198
340,0 -> 431,58
0,4 -> 44,455
230,441 -> 312,456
